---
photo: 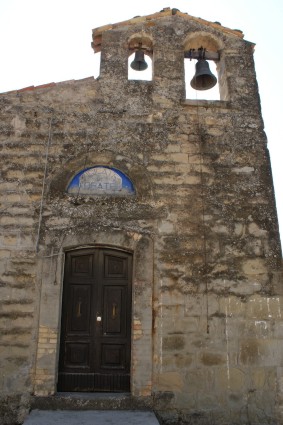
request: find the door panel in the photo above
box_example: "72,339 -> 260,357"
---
103,286 -> 125,334
70,285 -> 91,333
58,248 -> 132,392
104,254 -> 127,278
101,344 -> 126,369
71,254 -> 93,276
65,343 -> 90,368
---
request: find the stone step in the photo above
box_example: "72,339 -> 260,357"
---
31,393 -> 153,411
23,410 -> 160,425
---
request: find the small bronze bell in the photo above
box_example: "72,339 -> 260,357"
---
130,50 -> 148,71
190,59 -> 217,91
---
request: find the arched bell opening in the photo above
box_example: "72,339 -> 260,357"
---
127,34 -> 153,81
184,32 -> 228,101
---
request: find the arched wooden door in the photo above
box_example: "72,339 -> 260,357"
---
58,247 -> 132,392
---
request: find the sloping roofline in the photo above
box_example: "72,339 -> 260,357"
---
92,7 -> 245,53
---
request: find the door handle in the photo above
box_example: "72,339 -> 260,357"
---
112,303 -> 117,319
76,299 -> 82,318
96,313 -> 102,322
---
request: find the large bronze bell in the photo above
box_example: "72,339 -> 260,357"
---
190,59 -> 217,91
130,50 -> 148,71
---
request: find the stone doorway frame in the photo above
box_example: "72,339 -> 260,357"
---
33,230 -> 153,398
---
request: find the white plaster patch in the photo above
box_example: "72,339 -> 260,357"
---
232,167 -> 255,174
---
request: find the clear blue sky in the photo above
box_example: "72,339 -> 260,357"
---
0,0 -> 282,248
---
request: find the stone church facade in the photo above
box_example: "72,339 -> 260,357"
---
0,7 -> 282,425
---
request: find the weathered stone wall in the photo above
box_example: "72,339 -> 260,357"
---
0,9 -> 282,425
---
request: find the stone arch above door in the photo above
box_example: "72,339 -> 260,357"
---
47,150 -> 153,201
34,229 -> 154,398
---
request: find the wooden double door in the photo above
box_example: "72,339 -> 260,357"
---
58,248 -> 132,392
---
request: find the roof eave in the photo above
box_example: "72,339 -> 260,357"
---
92,8 -> 246,54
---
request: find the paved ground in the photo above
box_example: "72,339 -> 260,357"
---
23,409 -> 160,425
